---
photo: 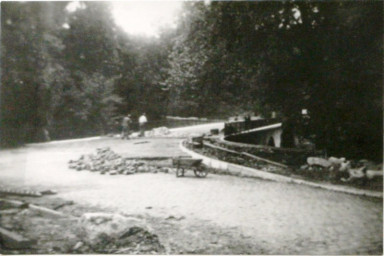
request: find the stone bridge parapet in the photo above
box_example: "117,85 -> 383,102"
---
224,118 -> 283,148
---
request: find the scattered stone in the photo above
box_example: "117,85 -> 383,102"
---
78,213 -> 145,245
68,148 -> 167,176
339,161 -> 351,172
0,209 -> 21,215
136,162 -> 145,167
73,241 -> 84,251
0,227 -> 34,249
166,215 -> 185,221
328,157 -> 346,165
341,166 -> 366,182
145,127 -> 170,137
137,166 -> 146,173
115,226 -> 164,253
0,187 -> 42,197
134,141 -> 150,145
53,201 -> 74,210
109,170 -> 118,175
366,170 -> 383,180
307,157 -> 332,168
40,189 -> 57,195
77,212 -> 164,254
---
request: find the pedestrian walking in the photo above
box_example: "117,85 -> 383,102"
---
138,113 -> 147,137
121,114 -> 132,139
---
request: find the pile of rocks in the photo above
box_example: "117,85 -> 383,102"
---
68,147 -> 169,175
74,213 -> 165,254
145,126 -> 170,137
303,156 -> 383,183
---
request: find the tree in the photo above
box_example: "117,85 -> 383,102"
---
1,2 -> 124,144
114,32 -> 174,121
1,2 -> 68,145
163,1 -> 382,160
49,2 -> 123,138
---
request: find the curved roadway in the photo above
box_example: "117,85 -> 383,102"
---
0,123 -> 382,254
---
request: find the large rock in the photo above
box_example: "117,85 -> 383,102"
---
307,157 -> 332,168
328,157 -> 346,165
78,213 -> 146,245
366,170 -> 383,180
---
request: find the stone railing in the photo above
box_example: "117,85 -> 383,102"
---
223,118 -> 281,136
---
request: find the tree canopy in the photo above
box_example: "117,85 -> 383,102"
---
1,1 -> 382,160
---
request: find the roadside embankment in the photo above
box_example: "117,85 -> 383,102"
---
180,141 -> 383,198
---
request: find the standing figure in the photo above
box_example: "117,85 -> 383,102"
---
121,114 -> 132,139
138,113 -> 148,137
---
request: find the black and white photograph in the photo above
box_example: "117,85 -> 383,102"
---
0,0 -> 382,254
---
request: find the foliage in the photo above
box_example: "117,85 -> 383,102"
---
163,1 -> 382,160
1,2 -> 123,143
1,2 -> 68,144
114,35 -> 172,122
1,1 -> 382,161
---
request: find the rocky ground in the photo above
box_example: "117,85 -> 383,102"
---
192,139 -> 383,192
0,195 -> 165,254
0,194 -> 275,255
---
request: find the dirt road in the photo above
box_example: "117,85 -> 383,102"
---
0,125 -> 382,254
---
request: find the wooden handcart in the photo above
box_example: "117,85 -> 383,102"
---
172,157 -> 208,178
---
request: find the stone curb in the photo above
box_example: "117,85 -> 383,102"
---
179,141 -> 383,198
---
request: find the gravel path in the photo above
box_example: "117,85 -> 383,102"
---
0,124 -> 382,254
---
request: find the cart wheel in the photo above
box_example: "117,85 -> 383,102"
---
194,168 -> 208,178
176,168 -> 184,177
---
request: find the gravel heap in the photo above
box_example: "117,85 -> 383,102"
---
88,226 -> 165,254
68,147 -> 169,175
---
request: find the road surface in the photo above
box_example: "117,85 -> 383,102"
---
0,123 -> 382,254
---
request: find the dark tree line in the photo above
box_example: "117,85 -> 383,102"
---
165,1 -> 382,160
1,2 -> 170,143
1,1 -> 382,161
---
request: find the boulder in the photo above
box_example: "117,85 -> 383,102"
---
78,213 -> 145,245
161,168 -> 169,173
137,166 -> 148,173
72,241 -> 84,251
339,161 -> 351,172
328,157 -> 346,165
366,170 -> 383,180
307,157 -> 332,168
359,159 -> 379,170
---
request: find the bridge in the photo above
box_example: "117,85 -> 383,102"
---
224,118 -> 284,148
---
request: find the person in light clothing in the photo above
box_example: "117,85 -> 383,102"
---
138,113 -> 147,137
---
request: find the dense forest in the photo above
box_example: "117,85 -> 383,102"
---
1,1 -> 382,161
